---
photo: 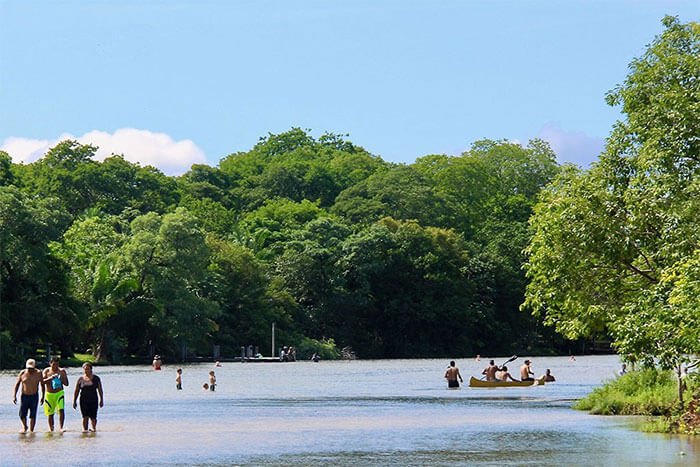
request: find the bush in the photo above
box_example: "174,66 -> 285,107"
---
574,368 -> 677,416
295,337 -> 341,360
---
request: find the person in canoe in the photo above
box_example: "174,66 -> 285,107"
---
481,360 -> 503,382
444,361 -> 464,388
496,366 -> 519,382
520,360 -> 535,382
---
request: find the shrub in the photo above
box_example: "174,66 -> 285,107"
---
574,368 -> 677,416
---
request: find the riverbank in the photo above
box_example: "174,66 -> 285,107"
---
574,368 -> 700,435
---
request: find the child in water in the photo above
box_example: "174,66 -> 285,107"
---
202,383 -> 209,391
208,370 -> 216,391
175,369 -> 182,390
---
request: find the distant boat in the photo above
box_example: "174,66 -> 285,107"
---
468,376 -> 544,388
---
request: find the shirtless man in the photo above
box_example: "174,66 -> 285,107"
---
481,360 -> 502,382
520,360 -> 535,382
496,365 -> 519,382
43,357 -> 69,432
444,361 -> 464,388
12,359 -> 45,433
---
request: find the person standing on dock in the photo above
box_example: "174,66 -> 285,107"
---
444,361 -> 463,388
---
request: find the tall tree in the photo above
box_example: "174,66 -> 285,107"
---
524,18 -> 700,396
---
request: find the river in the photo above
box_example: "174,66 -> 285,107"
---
0,355 -> 697,465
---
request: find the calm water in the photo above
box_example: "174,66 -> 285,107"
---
1,355 -> 697,466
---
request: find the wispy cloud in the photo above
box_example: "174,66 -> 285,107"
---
1,128 -> 206,175
536,123 -> 605,168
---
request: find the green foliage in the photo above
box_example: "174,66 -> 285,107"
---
1,126 -> 575,364
524,17 -> 700,373
295,337 -> 341,360
574,369 -> 677,415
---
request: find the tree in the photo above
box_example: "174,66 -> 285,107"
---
332,165 -> 449,227
523,17 -> 700,402
0,186 -> 77,366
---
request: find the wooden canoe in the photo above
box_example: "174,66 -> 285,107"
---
468,376 -> 544,388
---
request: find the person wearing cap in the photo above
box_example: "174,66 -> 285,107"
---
520,360 -> 535,382
12,358 -> 45,433
42,357 -> 69,432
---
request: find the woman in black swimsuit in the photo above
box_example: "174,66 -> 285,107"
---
72,362 -> 104,432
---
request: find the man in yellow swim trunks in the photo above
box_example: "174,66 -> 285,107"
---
43,357 -> 69,432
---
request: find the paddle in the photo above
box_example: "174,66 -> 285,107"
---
479,355 -> 517,380
500,355 -> 518,368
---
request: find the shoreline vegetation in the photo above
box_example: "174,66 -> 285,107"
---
574,368 -> 700,435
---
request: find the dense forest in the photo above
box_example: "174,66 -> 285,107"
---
0,125 -> 572,367
2,17 -> 695,371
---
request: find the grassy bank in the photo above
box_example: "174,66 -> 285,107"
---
574,368 -> 700,434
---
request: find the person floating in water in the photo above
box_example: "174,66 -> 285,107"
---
444,361 -> 463,388
176,369 -> 182,390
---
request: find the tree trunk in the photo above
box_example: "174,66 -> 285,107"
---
676,362 -> 685,410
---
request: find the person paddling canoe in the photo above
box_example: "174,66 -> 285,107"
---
481,360 -> 502,382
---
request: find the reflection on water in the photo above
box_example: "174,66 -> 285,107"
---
1,355 -> 698,465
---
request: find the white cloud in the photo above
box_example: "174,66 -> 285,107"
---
1,128 -> 206,175
536,123 -> 606,168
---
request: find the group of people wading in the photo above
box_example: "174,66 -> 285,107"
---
444,358 -> 556,388
12,357 -> 104,434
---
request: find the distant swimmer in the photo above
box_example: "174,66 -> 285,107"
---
176,369 -> 182,390
209,370 -> 216,391
475,354 -> 481,362
618,363 -> 627,377
152,355 -> 162,370
481,360 -> 502,382
444,361 -> 464,388
569,355 -> 576,362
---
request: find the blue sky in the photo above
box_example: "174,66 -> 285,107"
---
1,1 -> 698,174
